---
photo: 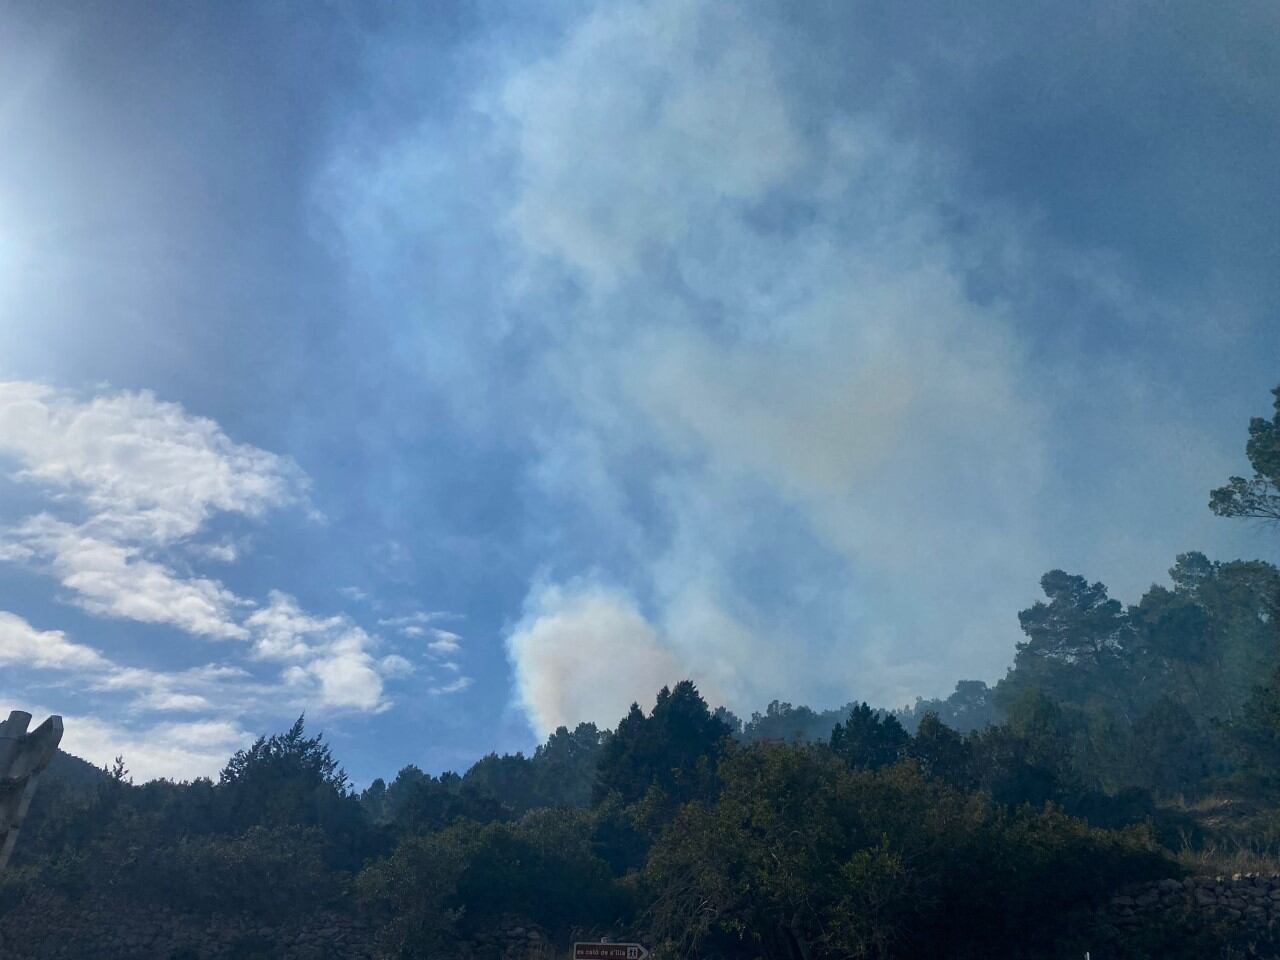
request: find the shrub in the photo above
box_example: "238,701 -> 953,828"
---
643,741 -> 1174,960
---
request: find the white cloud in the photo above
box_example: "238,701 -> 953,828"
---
403,624 -> 473,697
506,581 -> 687,734
430,676 -> 473,696
379,654 -> 414,677
0,693 -> 253,782
16,516 -> 249,639
0,383 -> 304,640
425,628 -> 462,656
246,592 -> 389,711
245,591 -> 348,662
378,611 -> 459,631
304,648 -> 386,712
0,607 -> 261,716
187,540 -> 240,564
130,691 -> 213,713
0,609 -> 108,671
89,662 -> 253,712
0,383 -> 398,744
0,542 -> 33,562
61,714 -> 252,782
0,382 -> 303,544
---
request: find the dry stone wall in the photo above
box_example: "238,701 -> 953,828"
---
0,893 -> 561,960
22,878 -> 1280,960
0,891 -> 375,959
1095,873 -> 1280,952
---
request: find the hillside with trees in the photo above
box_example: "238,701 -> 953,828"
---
5,387 -> 1280,958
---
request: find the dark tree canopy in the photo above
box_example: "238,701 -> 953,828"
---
594,680 -> 731,805
902,680 -> 1001,734
1211,385 -> 1280,522
906,713 -> 971,784
829,702 -> 909,770
1001,570 -> 1136,715
220,716 -> 348,795
744,700 -> 837,743
1017,571 -> 1131,669
218,716 -> 358,837
643,741 -> 1170,960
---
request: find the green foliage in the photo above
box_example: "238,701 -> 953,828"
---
130,826 -> 341,917
1001,570 -> 1135,716
1210,384 -> 1280,522
532,722 -> 607,805
8,717 -> 372,927
375,764 -> 506,832
967,692 -> 1083,808
0,863 -> 39,913
14,785 -> 342,916
360,776 -> 389,822
906,712 -> 971,784
219,716 -> 350,826
217,717 -> 375,870
743,699 -> 843,742
643,741 -> 1173,960
594,681 -> 731,806
455,810 -> 625,934
1133,554 -> 1280,729
1234,664 -> 1280,784
587,792 -> 656,876
829,702 -> 909,770
978,551 -> 1280,801
358,809 -> 624,955
900,679 -> 1001,734
712,705 -> 744,735
1127,696 -> 1212,796
455,756 -> 531,813
460,722 -> 606,816
357,829 -> 466,958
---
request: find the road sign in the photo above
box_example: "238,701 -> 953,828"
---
573,942 -> 650,960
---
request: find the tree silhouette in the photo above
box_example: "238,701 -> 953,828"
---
1211,385 -> 1280,522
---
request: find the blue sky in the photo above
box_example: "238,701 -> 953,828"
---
0,1 -> 1277,783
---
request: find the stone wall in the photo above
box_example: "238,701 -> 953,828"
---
33,878 -> 1280,960
1095,873 -> 1280,952
0,893 -> 562,960
0,891 -> 375,959
465,923 -> 558,960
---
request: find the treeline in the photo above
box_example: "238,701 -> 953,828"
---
6,639 -> 1273,959
13,623 -> 1280,960
10,686 -> 1182,959
738,549 -> 1280,802
5,386 -> 1280,959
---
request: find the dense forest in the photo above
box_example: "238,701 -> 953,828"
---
6,387 -> 1280,959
